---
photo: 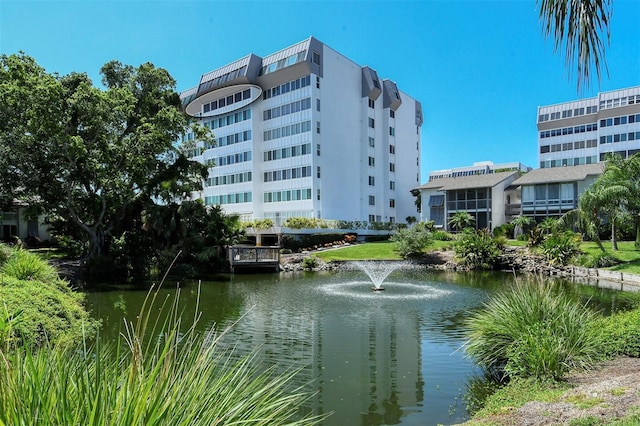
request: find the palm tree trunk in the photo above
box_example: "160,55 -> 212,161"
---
636,217 -> 640,249
611,221 -> 618,251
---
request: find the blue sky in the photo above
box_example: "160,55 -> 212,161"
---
1,0 -> 638,181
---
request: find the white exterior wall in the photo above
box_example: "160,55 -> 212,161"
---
538,86 -> 640,168
183,37 -> 421,225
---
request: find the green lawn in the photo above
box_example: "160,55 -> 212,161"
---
313,239 -> 640,274
313,240 -> 454,262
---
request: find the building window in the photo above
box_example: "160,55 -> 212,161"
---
389,127 -> 395,136
390,110 -> 395,118
389,199 -> 395,208
317,144 -> 321,156
368,137 -> 375,147
316,76 -> 320,88
316,99 -> 320,111
368,176 -> 375,186
369,196 -> 375,206
389,163 -> 395,172
390,181 -> 395,190
368,157 -> 375,166
369,215 -> 376,222
312,51 -> 320,65
317,189 -> 321,200
368,98 -> 375,108
317,166 -> 321,178
389,145 -> 395,154
368,117 -> 375,128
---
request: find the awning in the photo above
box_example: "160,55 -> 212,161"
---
428,195 -> 444,207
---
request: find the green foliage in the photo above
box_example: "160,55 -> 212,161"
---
432,230 -> 454,241
302,257 -> 318,270
578,251 -> 619,268
244,218 -> 275,229
0,54 -> 210,259
390,223 -> 432,258
0,287 -> 326,426
492,222 -> 515,239
465,281 -> 602,382
454,229 -> 501,270
448,211 -> 475,232
0,248 -> 58,282
596,308 -> 640,358
0,245 -> 98,347
540,231 -> 582,265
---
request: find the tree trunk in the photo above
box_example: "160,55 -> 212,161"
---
611,221 -> 618,251
636,217 -> 640,249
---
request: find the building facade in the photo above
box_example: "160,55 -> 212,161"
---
538,86 -> 640,168
511,163 -> 604,222
180,37 -> 423,226
415,171 -> 520,231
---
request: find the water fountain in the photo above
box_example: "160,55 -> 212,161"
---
354,261 -> 403,291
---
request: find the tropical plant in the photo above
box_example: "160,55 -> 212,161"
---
537,0 -> 612,91
302,256 -> 318,270
465,281 -> 602,382
540,231 -> 582,265
448,212 -> 475,232
454,229 -> 501,270
0,285 -> 326,425
510,215 -> 533,237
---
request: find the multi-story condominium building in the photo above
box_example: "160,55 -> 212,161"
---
428,161 -> 530,181
538,86 -> 640,168
180,37 -> 423,226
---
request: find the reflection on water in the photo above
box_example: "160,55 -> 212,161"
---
85,270 -> 637,426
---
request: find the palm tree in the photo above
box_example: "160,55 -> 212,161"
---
448,211 -> 475,232
511,215 -> 533,237
538,0 -> 612,92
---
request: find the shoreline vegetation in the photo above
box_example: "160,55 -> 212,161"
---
3,238 -> 640,425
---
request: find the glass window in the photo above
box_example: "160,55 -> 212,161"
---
312,51 -> 320,65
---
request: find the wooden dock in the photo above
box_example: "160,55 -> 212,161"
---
228,245 -> 281,272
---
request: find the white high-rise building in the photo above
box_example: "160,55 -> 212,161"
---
180,37 -> 423,225
537,86 -> 640,168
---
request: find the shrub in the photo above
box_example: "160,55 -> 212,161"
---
493,223 -> 515,239
390,226 -> 432,258
1,248 -> 59,282
578,252 -> 619,268
432,230 -> 454,241
540,231 -> 582,265
596,308 -> 640,358
465,281 -> 601,382
454,229 -> 501,270
302,257 -> 318,270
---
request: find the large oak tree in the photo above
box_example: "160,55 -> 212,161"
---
0,54 -> 211,259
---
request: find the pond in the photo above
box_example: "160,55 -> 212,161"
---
85,265 -> 636,426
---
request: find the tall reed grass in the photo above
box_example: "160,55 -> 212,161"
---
464,280 -> 602,382
0,283 -> 326,425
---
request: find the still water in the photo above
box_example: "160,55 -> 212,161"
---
85,267 -> 633,426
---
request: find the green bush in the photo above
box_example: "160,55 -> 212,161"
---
465,281 -> 601,382
578,252 -> 619,268
432,230 -> 454,241
540,231 -> 582,265
597,308 -> 640,358
454,229 -> 501,270
302,257 -> 318,270
390,225 -> 432,258
1,248 -> 59,282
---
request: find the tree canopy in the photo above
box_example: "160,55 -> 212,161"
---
0,53 -> 211,259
